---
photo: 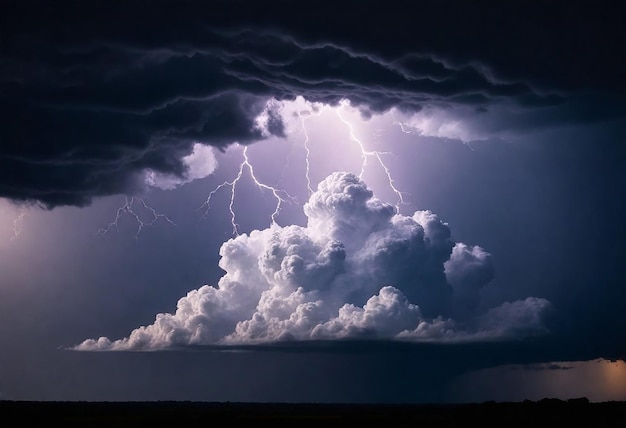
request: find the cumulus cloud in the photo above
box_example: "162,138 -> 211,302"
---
445,243 -> 494,320
2,1 -> 623,207
75,172 -> 550,350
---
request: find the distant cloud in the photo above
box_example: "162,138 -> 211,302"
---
75,172 -> 550,350
517,363 -> 575,372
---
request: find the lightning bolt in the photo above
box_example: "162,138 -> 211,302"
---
200,145 -> 296,236
392,120 -> 415,134
336,102 -> 408,212
98,196 -> 176,241
299,111 -> 318,195
275,133 -> 298,189
98,99 -> 410,242
11,212 -> 26,241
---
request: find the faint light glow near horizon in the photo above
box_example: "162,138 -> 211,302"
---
449,359 -> 626,403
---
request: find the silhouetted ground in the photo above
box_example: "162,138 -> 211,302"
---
1,398 -> 625,427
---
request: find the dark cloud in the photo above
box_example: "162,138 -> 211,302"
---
1,0 -> 624,207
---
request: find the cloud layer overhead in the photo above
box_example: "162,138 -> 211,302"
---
2,0 -> 624,207
76,172 -> 550,350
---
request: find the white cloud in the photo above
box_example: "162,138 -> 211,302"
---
476,297 -> 552,338
393,104 -> 523,143
312,286 -> 424,340
75,172 -> 550,350
145,143 -> 217,190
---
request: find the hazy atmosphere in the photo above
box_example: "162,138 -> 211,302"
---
1,0 -> 625,402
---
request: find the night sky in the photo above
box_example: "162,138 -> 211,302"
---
1,0 -> 625,402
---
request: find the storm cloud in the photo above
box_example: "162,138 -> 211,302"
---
2,0 -> 624,207
75,172 -> 550,350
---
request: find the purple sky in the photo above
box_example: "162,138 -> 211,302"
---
0,0 -> 625,402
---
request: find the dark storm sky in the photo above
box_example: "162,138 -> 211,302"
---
2,0 -> 624,207
0,0 -> 625,402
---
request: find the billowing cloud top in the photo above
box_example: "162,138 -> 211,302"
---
2,1 -> 624,207
75,172 -> 550,350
